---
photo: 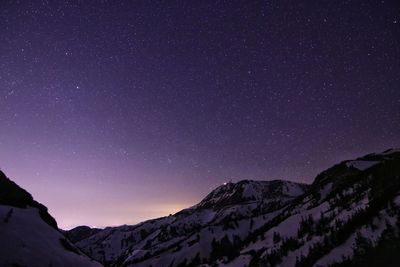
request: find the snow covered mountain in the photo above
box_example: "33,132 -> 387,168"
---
0,170 -> 102,267
195,180 -> 308,209
68,148 -> 400,267
70,179 -> 308,266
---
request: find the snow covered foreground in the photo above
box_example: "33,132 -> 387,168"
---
0,171 -> 102,267
0,205 -> 101,267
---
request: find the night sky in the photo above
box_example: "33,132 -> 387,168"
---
1,1 -> 399,229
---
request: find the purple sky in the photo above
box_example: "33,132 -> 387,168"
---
0,0 -> 399,229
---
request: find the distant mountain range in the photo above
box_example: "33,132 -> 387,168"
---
1,148 -> 400,267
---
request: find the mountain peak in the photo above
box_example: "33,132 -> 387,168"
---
195,179 -> 309,209
63,226 -> 102,243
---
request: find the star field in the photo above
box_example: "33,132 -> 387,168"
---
0,0 -> 399,228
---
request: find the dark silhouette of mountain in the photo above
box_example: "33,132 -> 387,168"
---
0,170 -> 102,267
0,170 -> 57,229
63,225 -> 102,243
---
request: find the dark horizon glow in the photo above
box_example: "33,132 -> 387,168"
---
0,1 -> 399,229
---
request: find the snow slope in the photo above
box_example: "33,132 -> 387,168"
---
0,171 -> 102,267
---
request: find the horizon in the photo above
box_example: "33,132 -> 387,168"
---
2,147 -> 398,230
1,1 -> 399,229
